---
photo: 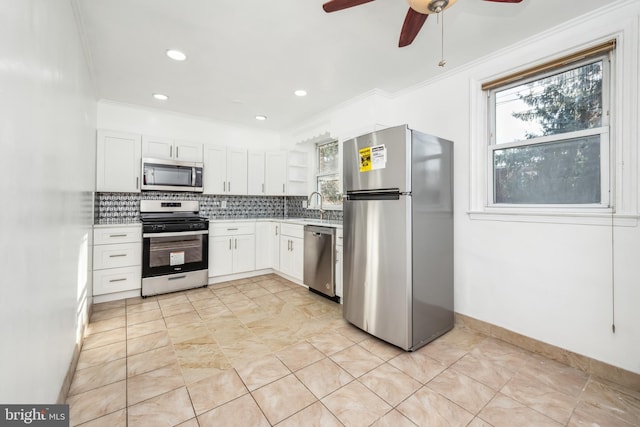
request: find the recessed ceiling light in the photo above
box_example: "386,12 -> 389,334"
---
255,115 -> 267,121
294,89 -> 307,97
153,93 -> 169,101
166,49 -> 187,61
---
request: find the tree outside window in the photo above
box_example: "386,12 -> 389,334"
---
489,54 -> 610,206
316,141 -> 341,207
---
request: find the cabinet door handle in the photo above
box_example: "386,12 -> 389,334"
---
227,228 -> 239,231
170,146 -> 173,158
275,226 -> 278,236
229,238 -> 232,250
235,238 -> 237,249
228,181 -> 231,192
109,254 -> 127,258
282,183 -> 285,193
176,146 -> 179,158
109,234 -> 127,238
136,177 -> 139,189
262,183 -> 264,193
291,240 -> 294,251
109,278 -> 127,283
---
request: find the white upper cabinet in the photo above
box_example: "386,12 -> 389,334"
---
265,151 -> 287,195
227,147 -> 248,195
248,151 -> 266,195
142,135 -> 203,162
96,130 -> 142,192
203,145 -> 248,195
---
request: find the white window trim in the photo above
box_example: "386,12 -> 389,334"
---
469,34 -> 638,227
313,140 -> 342,211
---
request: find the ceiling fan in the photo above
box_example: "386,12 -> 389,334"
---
322,0 -> 524,48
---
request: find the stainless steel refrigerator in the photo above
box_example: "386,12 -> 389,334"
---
343,124 -> 453,351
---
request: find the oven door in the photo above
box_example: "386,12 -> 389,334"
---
142,230 -> 208,278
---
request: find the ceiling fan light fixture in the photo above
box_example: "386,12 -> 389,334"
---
406,0 -> 457,14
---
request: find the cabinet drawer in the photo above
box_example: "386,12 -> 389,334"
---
210,222 -> 255,236
280,223 -> 304,239
93,266 -> 141,295
94,226 -> 141,245
93,242 -> 142,269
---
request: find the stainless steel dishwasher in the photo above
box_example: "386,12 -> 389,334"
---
303,225 -> 338,301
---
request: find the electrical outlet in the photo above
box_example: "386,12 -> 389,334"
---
221,200 -> 227,209
302,200 -> 307,209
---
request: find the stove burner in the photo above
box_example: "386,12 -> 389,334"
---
140,200 -> 208,233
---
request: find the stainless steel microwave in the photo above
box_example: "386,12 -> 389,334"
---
141,158 -> 204,192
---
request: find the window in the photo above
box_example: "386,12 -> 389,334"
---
485,41 -> 614,207
315,140 -> 341,209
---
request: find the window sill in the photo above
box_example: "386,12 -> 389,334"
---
467,209 -> 638,227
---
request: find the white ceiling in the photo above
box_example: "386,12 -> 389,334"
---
73,0 -> 608,131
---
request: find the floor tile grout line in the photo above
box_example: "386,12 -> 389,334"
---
86,277 -> 632,427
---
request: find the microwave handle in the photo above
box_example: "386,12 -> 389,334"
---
192,167 -> 196,187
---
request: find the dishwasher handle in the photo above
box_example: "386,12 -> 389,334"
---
304,225 -> 336,236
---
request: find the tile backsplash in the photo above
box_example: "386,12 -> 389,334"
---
95,193 -> 342,223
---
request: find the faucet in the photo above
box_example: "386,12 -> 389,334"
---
307,191 -> 325,220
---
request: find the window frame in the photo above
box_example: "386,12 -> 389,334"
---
314,140 -> 342,210
485,52 -> 613,209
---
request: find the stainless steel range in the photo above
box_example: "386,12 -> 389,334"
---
140,200 -> 209,297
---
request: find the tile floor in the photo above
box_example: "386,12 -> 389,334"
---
67,274 -> 640,426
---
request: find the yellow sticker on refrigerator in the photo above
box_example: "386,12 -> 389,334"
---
359,147 -> 372,172
359,144 -> 386,173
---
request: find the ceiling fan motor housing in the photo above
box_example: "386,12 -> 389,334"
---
407,0 -> 458,14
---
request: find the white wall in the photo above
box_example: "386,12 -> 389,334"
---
282,0 -> 640,373
0,0 -> 96,402
282,89 -> 396,148
98,101 -> 281,151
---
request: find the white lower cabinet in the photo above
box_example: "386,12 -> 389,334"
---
279,223 -> 304,281
93,225 -> 142,296
255,221 -> 280,270
209,222 -> 256,277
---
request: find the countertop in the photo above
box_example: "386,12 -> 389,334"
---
209,217 -> 342,229
94,217 -> 342,229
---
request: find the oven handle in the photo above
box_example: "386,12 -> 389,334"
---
143,230 -> 208,238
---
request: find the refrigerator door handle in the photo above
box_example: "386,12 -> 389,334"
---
346,189 -> 402,201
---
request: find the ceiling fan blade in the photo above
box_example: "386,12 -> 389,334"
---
322,0 -> 375,13
398,8 -> 428,48
483,0 -> 523,3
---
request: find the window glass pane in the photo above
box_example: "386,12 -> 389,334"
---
317,175 -> 341,206
318,141 -> 339,174
493,135 -> 601,204
495,61 -> 603,144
